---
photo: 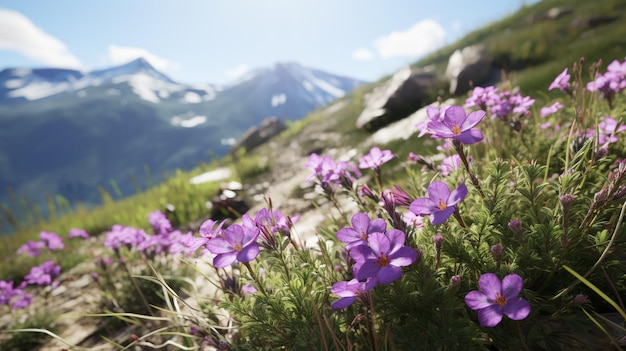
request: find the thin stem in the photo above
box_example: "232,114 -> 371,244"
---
367,293 -> 379,351
453,140 -> 485,198
243,261 -> 268,296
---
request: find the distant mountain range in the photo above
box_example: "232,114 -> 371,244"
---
0,58 -> 366,207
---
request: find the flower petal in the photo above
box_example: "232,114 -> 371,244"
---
431,206 -> 455,225
428,181 -> 451,203
448,183 -> 468,206
385,228 -> 406,252
331,296 -> 357,309
455,130 -> 483,144
357,261 -> 380,281
351,212 -> 370,233
503,298 -> 531,321
501,273 -> 523,299
213,252 -> 237,268
369,218 -> 387,233
368,233 -> 390,255
410,198 -> 436,216
236,243 -> 260,262
477,304 -> 504,327
376,265 -> 402,285
389,246 -> 417,267
224,225 -> 244,245
205,237 -> 233,254
444,106 -> 467,126
337,228 -> 359,243
465,291 -> 491,310
461,110 -> 486,130
477,273 -> 502,300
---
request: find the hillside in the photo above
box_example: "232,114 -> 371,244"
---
2,0 -> 626,349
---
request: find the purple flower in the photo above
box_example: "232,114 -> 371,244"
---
39,231 -> 64,251
465,273 -> 530,327
402,211 -> 424,229
540,101 -> 563,118
330,278 -> 377,309
68,228 -> 90,239
304,153 -> 361,187
199,219 -> 225,239
241,283 -> 258,295
17,240 -> 45,257
0,280 -> 17,305
24,260 -> 61,286
426,106 -> 485,144
104,225 -> 147,250
586,59 -> 626,103
11,291 -> 33,310
336,212 -> 386,250
439,154 -> 462,176
205,223 -> 260,268
549,68 -> 571,93
148,210 -> 173,235
359,147 -> 394,171
465,86 -> 500,111
410,181 -> 468,225
351,230 -> 417,284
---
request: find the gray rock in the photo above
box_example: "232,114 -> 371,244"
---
570,15 -> 619,29
356,66 -> 438,131
445,44 -> 492,95
230,116 -> 287,154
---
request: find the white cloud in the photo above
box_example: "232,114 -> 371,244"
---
225,64 -> 249,79
352,48 -> 374,61
108,44 -> 181,72
0,9 -> 82,68
374,19 -> 447,59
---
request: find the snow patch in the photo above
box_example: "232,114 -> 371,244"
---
111,73 -> 185,103
4,79 -> 23,89
183,92 -> 202,103
302,80 -> 314,92
11,68 -> 32,77
307,75 -> 345,98
189,167 -> 232,185
271,93 -> 286,107
170,115 -> 207,128
7,81 -> 71,100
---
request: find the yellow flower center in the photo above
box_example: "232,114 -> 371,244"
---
234,243 -> 242,252
451,123 -> 462,135
361,231 -> 367,241
438,200 -> 447,210
495,292 -> 507,307
376,253 -> 390,267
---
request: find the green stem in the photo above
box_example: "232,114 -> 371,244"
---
453,140 -> 485,198
243,262 -> 268,296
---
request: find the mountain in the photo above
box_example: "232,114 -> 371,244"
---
0,59 -> 367,208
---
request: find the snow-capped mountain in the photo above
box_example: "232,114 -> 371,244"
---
0,59 -> 367,211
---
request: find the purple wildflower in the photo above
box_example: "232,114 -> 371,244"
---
330,278 -> 377,309
199,219 -> 225,239
304,153 -> 361,187
148,210 -> 173,235
104,225 -> 147,250
11,291 -> 33,310
416,104 -> 450,137
0,280 -> 17,305
336,212 -> 386,250
465,273 -> 531,327
358,147 -> 394,171
540,101 -> 563,118
426,106 -> 485,144
24,260 -> 61,286
351,230 -> 417,284
409,181 -> 468,225
205,223 -> 260,268
17,240 -> 45,257
465,86 -> 500,111
241,283 -> 258,295
68,228 -> 90,239
586,58 -> 626,104
402,211 -> 424,229
439,154 -> 462,176
548,68 -> 571,94
39,231 -> 64,251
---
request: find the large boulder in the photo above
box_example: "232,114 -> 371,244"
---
445,44 -> 492,95
230,116 -> 287,154
356,66 -> 438,131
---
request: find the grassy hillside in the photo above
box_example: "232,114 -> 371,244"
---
1,0 -> 624,281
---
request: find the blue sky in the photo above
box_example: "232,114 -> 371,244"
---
0,0 -> 537,85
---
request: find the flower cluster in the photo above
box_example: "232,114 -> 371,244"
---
331,212 -> 418,308
17,231 -> 66,257
465,86 -> 535,122
0,280 -> 33,310
587,57 -> 626,105
305,153 -> 361,188
24,260 -> 61,287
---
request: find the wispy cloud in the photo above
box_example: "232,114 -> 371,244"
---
225,64 -> 249,80
108,45 -> 181,72
0,9 -> 82,68
352,48 -> 374,61
374,19 -> 446,59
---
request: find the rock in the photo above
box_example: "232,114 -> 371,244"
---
356,66 -> 439,131
445,44 -> 492,95
570,15 -> 619,30
526,7 -> 573,23
230,116 -> 287,154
